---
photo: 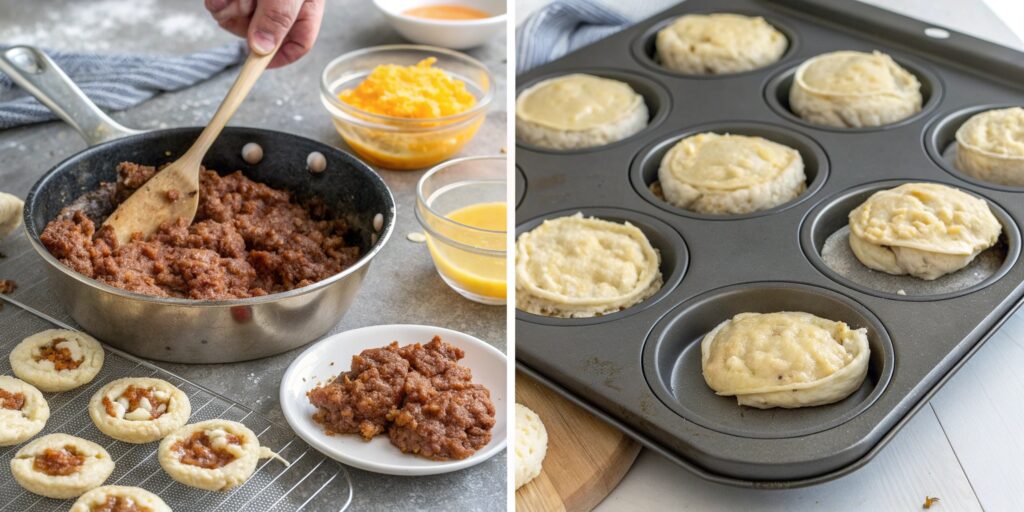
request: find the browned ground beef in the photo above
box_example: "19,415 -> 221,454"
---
307,342 -> 410,440
39,162 -> 360,299
307,336 -> 495,461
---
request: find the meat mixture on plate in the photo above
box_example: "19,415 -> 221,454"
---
307,336 -> 496,461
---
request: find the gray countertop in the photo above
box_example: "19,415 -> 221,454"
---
0,1 -> 507,510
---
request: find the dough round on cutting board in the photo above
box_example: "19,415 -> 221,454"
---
701,311 -> 870,409
10,433 -> 114,499
655,13 -> 787,74
514,403 -> 548,490
10,329 -> 104,392
159,419 -> 287,491
516,213 -> 663,318
69,485 -> 172,512
658,132 -> 805,214
0,375 -> 49,446
848,183 -> 1002,280
789,50 -> 922,128
516,74 -> 648,150
955,107 -> 1024,186
88,377 -> 192,444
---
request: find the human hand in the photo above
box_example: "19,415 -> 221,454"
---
205,0 -> 325,68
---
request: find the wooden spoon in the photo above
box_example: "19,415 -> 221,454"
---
102,48 -> 277,245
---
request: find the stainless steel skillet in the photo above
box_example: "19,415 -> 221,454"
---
1,46 -> 396,363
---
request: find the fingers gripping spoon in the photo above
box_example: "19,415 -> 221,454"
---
102,47 -> 278,245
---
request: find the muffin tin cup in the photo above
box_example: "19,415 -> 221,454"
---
516,0 -> 1024,488
630,9 -> 801,79
800,179 -> 1022,301
763,55 -> 944,133
515,207 -> 688,326
514,68 -> 672,155
629,121 -> 829,220
925,103 -> 1024,192
515,165 -> 527,208
642,282 -> 894,439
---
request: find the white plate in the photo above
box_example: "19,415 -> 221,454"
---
280,324 -> 507,476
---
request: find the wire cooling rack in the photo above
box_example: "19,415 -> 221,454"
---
0,294 -> 352,512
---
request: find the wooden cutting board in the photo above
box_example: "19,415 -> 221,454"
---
515,371 -> 641,512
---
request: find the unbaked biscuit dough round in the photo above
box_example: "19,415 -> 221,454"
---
514,403 -> 548,490
10,329 -> 104,392
516,213 -> 663,318
89,377 -> 191,444
701,311 -> 870,409
70,485 -> 172,512
658,132 -> 806,214
848,183 -> 1002,280
159,419 -> 287,491
955,107 -> 1024,186
789,50 -> 922,128
656,13 -> 787,74
516,74 -> 648,150
0,375 -> 49,446
10,433 -> 114,499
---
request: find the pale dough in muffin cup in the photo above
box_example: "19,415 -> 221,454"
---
789,50 -> 922,128
955,106 -> 1024,186
848,183 -> 1002,280
658,132 -> 806,214
656,13 -> 787,74
701,311 -> 870,409
516,213 -> 663,318
516,74 -> 648,150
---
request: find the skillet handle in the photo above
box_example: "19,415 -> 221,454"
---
0,46 -> 141,146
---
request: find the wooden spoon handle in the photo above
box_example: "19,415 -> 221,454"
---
183,49 -> 276,163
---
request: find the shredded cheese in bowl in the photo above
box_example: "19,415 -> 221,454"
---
322,46 -> 492,170
339,58 -> 476,119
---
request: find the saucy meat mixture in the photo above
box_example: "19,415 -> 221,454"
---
90,495 -> 152,512
0,388 -> 25,410
102,386 -> 169,420
33,446 -> 85,476
34,338 -> 82,370
171,431 -> 241,469
308,336 -> 495,461
40,162 -> 361,300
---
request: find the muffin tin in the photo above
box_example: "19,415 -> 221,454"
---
515,0 -> 1024,487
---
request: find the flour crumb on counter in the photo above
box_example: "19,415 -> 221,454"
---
407,232 -> 426,243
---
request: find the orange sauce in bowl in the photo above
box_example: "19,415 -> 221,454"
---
403,5 -> 492,20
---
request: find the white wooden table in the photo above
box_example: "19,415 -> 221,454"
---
516,1 -> 1024,509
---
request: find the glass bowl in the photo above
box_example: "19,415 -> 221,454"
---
321,44 -> 493,170
416,155 -> 506,305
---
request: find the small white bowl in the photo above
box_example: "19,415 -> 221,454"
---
373,0 -> 507,50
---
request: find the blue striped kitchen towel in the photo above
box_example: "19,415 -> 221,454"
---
0,41 -> 246,129
516,0 -> 678,73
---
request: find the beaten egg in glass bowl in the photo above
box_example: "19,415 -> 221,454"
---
321,44 -> 493,170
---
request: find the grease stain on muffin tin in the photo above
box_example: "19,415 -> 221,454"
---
801,180 -> 1021,301
629,121 -> 829,220
514,207 -> 688,327
763,54 -> 944,133
925,103 -> 1024,193
514,68 -> 672,155
642,282 -> 894,439
630,10 -> 801,79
